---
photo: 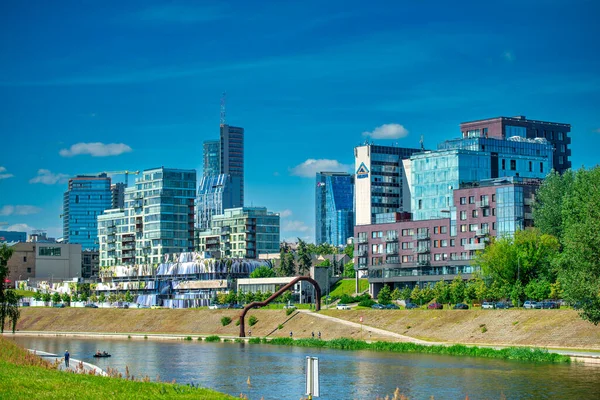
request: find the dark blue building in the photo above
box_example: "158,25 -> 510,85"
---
0,230 -> 26,243
315,172 -> 354,247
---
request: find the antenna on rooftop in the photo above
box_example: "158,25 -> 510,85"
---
220,91 -> 227,126
420,135 -> 425,151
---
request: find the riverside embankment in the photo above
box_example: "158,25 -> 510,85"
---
10,307 -> 600,351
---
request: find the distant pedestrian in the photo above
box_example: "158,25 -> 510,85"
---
290,331 -> 293,338
64,350 -> 70,368
311,331 -> 314,339
318,331 -> 321,339
248,330 -> 251,337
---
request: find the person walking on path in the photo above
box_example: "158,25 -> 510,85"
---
311,331 -> 315,339
289,331 -> 293,338
64,350 -> 70,368
318,331 -> 321,339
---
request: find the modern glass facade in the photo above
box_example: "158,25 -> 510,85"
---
220,125 -> 244,207
0,231 -> 27,243
315,172 -> 354,246
195,174 -> 235,231
495,186 -> 524,237
63,174 -> 112,250
98,168 -> 196,266
203,140 -> 220,177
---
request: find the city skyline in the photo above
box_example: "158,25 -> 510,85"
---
1,0 -> 599,242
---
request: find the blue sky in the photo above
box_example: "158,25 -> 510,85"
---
0,0 -> 599,241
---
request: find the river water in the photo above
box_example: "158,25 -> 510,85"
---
11,336 -> 600,400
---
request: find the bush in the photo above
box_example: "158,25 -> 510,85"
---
221,316 -> 232,326
339,294 -> 354,304
235,319 -> 240,326
278,324 -> 284,330
358,299 -> 375,307
184,336 -> 192,341
248,315 -> 258,326
204,335 -> 220,342
355,293 -> 371,302
285,308 -> 295,316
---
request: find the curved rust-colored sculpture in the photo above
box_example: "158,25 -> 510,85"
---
239,276 -> 321,337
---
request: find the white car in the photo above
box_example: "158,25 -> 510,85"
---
336,304 -> 351,310
482,302 -> 495,309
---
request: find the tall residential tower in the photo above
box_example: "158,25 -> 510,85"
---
315,172 -> 354,246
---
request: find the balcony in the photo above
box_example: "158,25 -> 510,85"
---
415,247 -> 430,254
524,212 -> 533,220
122,235 -> 135,243
357,237 -> 368,244
413,232 -> 430,240
476,200 -> 490,208
385,236 -> 398,242
524,197 -> 534,206
245,228 -> 256,233
417,260 -> 430,267
464,243 -> 485,251
221,226 -> 231,233
475,227 -> 490,237
122,244 -> 135,250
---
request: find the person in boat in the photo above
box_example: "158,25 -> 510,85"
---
95,349 -> 102,356
103,351 -> 109,356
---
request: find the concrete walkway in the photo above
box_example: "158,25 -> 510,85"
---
28,349 -> 107,376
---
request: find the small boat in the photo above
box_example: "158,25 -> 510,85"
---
93,353 -> 111,358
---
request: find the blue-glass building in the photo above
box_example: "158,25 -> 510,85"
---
63,174 -> 112,250
315,172 -> 354,246
195,174 -> 236,231
0,230 -> 26,243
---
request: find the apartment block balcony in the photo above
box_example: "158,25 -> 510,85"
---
122,244 -> 135,251
221,226 -> 231,233
107,237 -> 116,244
385,236 -> 399,242
245,227 -> 256,233
464,243 -> 485,251
524,197 -> 534,206
476,200 -> 490,208
417,260 -> 430,267
122,235 -> 135,243
475,227 -> 490,237
357,237 -> 368,244
413,232 -> 430,240
360,250 -> 368,257
524,212 -> 533,220
414,247 -> 430,254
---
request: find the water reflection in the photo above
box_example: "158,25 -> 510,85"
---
12,336 -> 600,400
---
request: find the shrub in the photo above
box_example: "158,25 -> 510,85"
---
286,308 -> 295,316
144,335 -> 148,340
248,337 -> 261,344
221,316 -> 232,326
204,335 -> 220,342
278,324 -> 284,330
358,299 -> 375,307
248,315 -> 258,326
127,335 -> 131,339
481,326 -> 488,333
197,337 -> 203,341
339,294 -> 354,304
184,336 -> 192,341
235,319 -> 240,326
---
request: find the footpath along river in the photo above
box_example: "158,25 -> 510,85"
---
12,336 -> 600,400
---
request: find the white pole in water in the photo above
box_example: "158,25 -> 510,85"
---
305,356 -> 320,398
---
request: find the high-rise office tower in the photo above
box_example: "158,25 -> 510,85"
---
111,182 -> 126,209
220,124 -> 244,207
459,115 -> 571,173
354,144 -> 422,225
315,172 -> 354,246
63,174 -> 112,250
195,174 -> 235,231
98,167 -> 196,266
203,140 -> 221,177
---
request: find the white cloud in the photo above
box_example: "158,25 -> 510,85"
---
59,142 -> 132,157
0,166 -> 14,180
29,169 -> 70,185
290,159 -> 351,178
283,220 -> 310,232
503,50 -> 515,62
0,205 -> 42,216
278,209 -> 293,218
362,123 -> 409,139
6,223 -> 35,233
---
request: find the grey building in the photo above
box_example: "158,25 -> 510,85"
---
220,124 -> 244,207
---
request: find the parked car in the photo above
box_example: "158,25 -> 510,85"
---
336,303 -> 351,310
453,303 -> 469,310
495,301 -> 512,309
482,302 -> 495,309
428,302 -> 443,310
523,300 -> 537,309
385,303 -> 399,309
371,304 -> 385,309
53,303 -> 65,308
539,301 -> 559,309
404,302 -> 418,310
84,303 -> 98,308
230,304 -> 244,309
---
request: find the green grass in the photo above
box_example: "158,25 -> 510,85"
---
329,279 -> 368,298
14,289 -> 37,297
259,337 -> 571,363
0,336 -> 236,400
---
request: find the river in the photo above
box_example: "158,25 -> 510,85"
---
11,336 -> 600,400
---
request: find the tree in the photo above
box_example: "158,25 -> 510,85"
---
433,280 -> 451,305
342,261 -> 356,278
449,275 -> 466,304
42,292 -> 51,304
98,293 -> 106,303
344,244 -> 354,259
510,280 -> 525,307
316,259 -> 331,267
277,243 -> 296,277
89,293 -> 98,303
280,290 -> 292,305
410,286 -> 422,305
125,291 -> 134,303
33,291 -> 42,301
296,238 -> 312,276
51,292 -> 61,304
390,288 -> 402,301
537,167 -> 600,324
250,266 -> 276,278
61,293 -> 71,304
315,243 -> 337,255
377,285 -> 392,305
0,244 -> 21,333
400,286 -> 412,301
525,279 -> 551,302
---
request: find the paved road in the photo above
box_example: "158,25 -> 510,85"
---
28,349 -> 107,375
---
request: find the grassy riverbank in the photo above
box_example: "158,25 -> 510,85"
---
0,336 -> 237,400
248,337 -> 571,363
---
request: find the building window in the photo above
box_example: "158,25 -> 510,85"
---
460,211 -> 467,220
558,132 -> 564,141
418,199 -> 422,209
560,144 -> 566,153
450,239 -> 455,247
23,256 -> 27,262
510,160 -> 516,170
441,240 -> 448,247
492,194 -> 496,202
460,224 -> 467,232
434,227 -> 439,234
472,210 -> 478,218
434,253 -> 442,261
460,197 -> 466,205
469,224 -> 477,232
529,161 -> 532,172
434,240 -> 439,248
483,208 -> 490,217
441,226 -> 447,234
559,156 -> 564,165
39,247 -> 61,257
371,231 -> 382,239
460,238 -> 467,246
492,222 -> 496,230
540,162 -> 544,173
27,267 -> 31,273
492,208 -> 496,216
469,196 -> 475,204
501,159 -> 506,170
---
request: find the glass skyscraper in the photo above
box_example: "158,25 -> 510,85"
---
203,140 -> 220,177
315,172 -> 354,246
63,174 -> 112,250
195,174 -> 235,230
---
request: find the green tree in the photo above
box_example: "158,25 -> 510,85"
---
433,280 -> 451,304
342,261 -> 356,278
33,291 -> 42,301
421,286 -> 435,304
390,287 -> 402,301
0,244 -> 21,333
315,243 -> 337,255
533,169 -> 575,241
316,259 -> 331,267
89,293 -> 98,303
280,290 -> 292,305
108,293 -> 117,303
449,275 -> 466,304
525,279 -> 551,301
51,292 -> 61,304
244,291 -> 255,304
377,285 -> 392,305
277,243 -> 296,277
125,291 -> 134,303
410,286 -> 422,305
98,293 -> 106,303
250,265 -> 276,278
61,293 -> 71,304
343,244 -> 354,259
400,286 -> 412,301
510,279 -> 525,307
470,275 -> 488,303
296,238 -> 312,276
42,292 -> 51,304
549,281 -> 563,300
